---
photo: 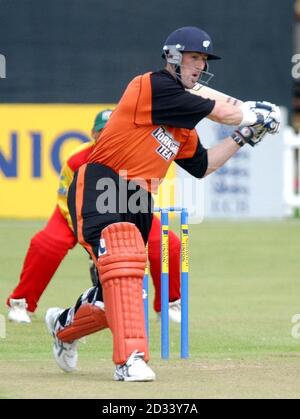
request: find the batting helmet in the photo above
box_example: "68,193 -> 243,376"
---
162,26 -> 221,62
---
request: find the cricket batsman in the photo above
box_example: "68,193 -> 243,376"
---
45,26 -> 280,382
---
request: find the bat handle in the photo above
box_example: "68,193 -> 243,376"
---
266,120 -> 276,130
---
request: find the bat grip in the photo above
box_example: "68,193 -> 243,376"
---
265,120 -> 276,130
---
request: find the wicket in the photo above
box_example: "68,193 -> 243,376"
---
143,207 -> 189,359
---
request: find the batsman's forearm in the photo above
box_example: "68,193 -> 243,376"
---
188,84 -> 244,126
205,136 -> 240,176
207,102 -> 243,126
189,84 -> 260,126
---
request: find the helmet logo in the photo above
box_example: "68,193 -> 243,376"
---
203,40 -> 210,49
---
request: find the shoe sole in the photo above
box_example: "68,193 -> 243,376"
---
114,372 -> 156,382
114,376 -> 156,382
8,316 -> 31,324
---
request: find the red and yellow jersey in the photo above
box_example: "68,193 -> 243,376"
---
57,141 -> 95,228
89,70 -> 214,192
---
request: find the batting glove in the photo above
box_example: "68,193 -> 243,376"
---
240,101 -> 281,134
231,125 -> 268,147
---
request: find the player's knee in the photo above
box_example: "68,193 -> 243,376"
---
97,222 -> 147,284
31,230 -> 74,254
30,231 -> 52,253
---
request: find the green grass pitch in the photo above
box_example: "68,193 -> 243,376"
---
1,218 -> 300,399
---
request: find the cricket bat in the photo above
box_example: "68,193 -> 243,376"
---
187,83 -> 277,131
187,83 -> 243,106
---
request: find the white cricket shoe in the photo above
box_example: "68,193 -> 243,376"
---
168,299 -> 181,323
157,299 -> 182,324
114,350 -> 156,382
45,307 -> 78,373
8,298 -> 31,324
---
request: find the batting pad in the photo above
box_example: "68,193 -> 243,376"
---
97,222 -> 148,365
57,304 -> 108,342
